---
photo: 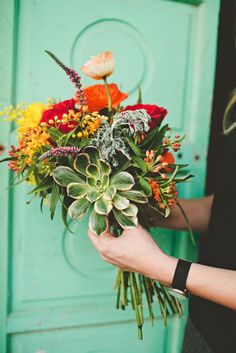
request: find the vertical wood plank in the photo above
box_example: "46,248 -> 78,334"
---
0,1 -> 19,352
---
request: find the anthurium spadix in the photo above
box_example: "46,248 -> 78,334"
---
53,146 -> 148,235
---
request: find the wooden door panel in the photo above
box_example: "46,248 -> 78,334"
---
0,0 -> 220,352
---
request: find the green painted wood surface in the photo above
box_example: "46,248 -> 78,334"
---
0,0 -> 220,352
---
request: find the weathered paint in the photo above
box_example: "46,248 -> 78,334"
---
0,0 -> 220,352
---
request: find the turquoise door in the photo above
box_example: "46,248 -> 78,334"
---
0,0 -> 220,352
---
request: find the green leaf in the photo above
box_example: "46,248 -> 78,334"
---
161,166 -> 179,187
53,166 -> 84,186
122,204 -> 138,217
67,182 -> 88,199
139,176 -> 152,197
50,182 -> 59,220
86,164 -> 100,179
68,198 -> 91,219
110,172 -> 134,191
120,190 -> 148,204
102,175 -> 109,188
174,173 -> 194,183
125,135 -> 144,157
27,176 -> 52,194
47,126 -> 62,141
0,157 -> 15,163
98,160 -> 111,175
148,200 -> 166,217
83,146 -> 101,165
87,177 -> 97,188
132,156 -> 147,172
141,124 -> 169,150
64,126 -> 78,145
103,186 -> 116,200
112,194 -> 130,210
165,206 -> 170,218
119,159 -> 132,171
94,196 -> 112,215
89,210 -> 108,235
137,87 -> 142,104
87,190 -> 102,202
61,196 -> 74,234
74,153 -> 90,176
113,208 -> 138,229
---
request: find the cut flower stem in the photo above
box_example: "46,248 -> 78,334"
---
103,76 -> 112,112
115,269 -> 183,339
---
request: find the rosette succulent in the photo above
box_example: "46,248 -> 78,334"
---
53,146 -> 148,234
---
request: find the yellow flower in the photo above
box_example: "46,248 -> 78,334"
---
19,126 -> 50,165
28,172 -> 36,185
17,102 -> 47,136
0,102 -> 25,121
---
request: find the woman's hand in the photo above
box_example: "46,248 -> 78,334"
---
88,224 -> 236,310
88,224 -> 177,284
146,196 -> 214,233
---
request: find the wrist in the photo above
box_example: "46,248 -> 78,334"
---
149,251 -> 178,286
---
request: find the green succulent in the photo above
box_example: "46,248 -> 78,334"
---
53,146 -> 148,235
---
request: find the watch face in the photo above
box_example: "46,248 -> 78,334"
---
169,288 -> 188,300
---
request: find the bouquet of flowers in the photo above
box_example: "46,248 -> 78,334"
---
0,50 -> 193,339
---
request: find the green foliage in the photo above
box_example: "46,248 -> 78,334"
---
53,146 -> 148,235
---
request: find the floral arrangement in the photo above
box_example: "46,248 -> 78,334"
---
0,50 -> 193,339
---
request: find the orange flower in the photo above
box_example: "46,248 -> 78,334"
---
81,51 -> 115,80
162,151 -> 175,172
83,84 -> 128,112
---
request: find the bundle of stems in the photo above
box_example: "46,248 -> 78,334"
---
114,269 -> 183,339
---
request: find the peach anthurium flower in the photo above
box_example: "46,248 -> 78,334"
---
83,83 -> 128,112
81,51 -> 115,80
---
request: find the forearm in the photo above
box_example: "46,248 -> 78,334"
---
150,196 -> 214,233
150,253 -> 236,311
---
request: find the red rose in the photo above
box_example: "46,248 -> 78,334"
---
124,104 -> 167,130
41,98 -> 79,133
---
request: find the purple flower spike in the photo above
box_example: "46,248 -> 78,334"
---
45,50 -> 86,106
39,146 -> 81,160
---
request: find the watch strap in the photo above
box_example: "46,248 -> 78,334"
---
172,259 -> 192,293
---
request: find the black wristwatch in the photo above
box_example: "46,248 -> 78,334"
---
170,259 -> 192,298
